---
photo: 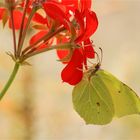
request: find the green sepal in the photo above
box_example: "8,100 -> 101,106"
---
6,51 -> 16,61
32,24 -> 47,30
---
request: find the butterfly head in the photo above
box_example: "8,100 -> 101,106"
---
84,47 -> 103,80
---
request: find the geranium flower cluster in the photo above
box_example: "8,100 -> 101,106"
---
0,0 -> 98,85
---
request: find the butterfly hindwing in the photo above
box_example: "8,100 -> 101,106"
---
97,70 -> 140,117
72,73 -> 114,125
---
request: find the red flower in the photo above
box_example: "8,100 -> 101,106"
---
20,0 -> 98,85
43,1 -> 71,30
0,8 -> 27,29
75,9 -> 98,43
61,39 -> 95,85
60,4 -> 98,85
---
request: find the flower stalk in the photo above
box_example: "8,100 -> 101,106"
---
21,26 -> 66,55
10,9 -> 17,57
17,0 -> 30,57
22,43 -> 73,60
17,7 -> 36,57
0,62 -> 20,100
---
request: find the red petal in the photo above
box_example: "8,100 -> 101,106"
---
30,30 -> 48,45
56,35 -> 70,62
33,13 -> 48,25
9,10 -> 28,30
84,39 -> 95,58
76,10 -> 98,42
71,49 -> 83,66
27,7 -> 49,25
61,49 -> 83,85
0,8 -> 5,20
61,62 -> 83,85
37,43 -> 48,50
61,0 -> 79,11
61,0 -> 78,6
80,0 -> 91,12
57,50 -> 70,60
43,2 -> 70,30
30,30 -> 49,50
75,10 -> 84,37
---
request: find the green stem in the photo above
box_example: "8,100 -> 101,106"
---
17,8 -> 36,57
0,63 -> 20,100
22,43 -> 73,61
22,26 -> 66,55
17,0 -> 29,56
10,9 -> 17,57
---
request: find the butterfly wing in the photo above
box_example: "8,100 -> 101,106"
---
72,74 -> 114,125
97,70 -> 140,117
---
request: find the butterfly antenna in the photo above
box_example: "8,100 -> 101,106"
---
95,51 -> 101,64
86,49 -> 100,66
99,47 -> 103,64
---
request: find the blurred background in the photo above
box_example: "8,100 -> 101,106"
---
0,0 -> 140,140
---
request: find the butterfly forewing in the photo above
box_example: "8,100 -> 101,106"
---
97,70 -> 140,117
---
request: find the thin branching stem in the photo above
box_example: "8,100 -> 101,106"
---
21,43 -> 72,61
22,26 -> 66,55
17,7 -> 36,57
17,0 -> 30,56
10,9 -> 17,57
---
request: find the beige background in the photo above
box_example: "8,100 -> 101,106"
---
0,0 -> 140,140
